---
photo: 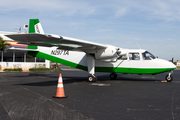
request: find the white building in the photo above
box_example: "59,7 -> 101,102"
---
176,61 -> 180,66
0,32 -> 50,72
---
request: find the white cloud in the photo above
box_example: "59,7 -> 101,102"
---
0,0 -> 96,16
167,38 -> 174,41
133,0 -> 180,21
95,29 -> 113,33
1,0 -> 180,21
115,7 -> 129,17
108,0 -> 180,21
0,0 -> 180,60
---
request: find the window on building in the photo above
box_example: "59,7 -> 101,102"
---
36,57 -> 45,62
26,54 -> 35,62
15,52 -> 25,62
0,51 -> 2,61
3,51 -> 13,62
129,53 -> 140,60
1,50 -> 46,63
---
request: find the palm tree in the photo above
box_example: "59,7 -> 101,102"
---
0,37 -> 11,62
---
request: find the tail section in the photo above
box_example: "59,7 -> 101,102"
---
29,19 -> 44,34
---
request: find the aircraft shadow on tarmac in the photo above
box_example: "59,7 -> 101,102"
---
14,76 -> 89,87
13,73 -> 58,78
14,74 -> 162,87
15,80 -> 58,86
96,72 -> 163,82
99,76 -> 162,82
116,77 -> 161,82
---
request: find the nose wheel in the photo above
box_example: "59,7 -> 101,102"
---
165,71 -> 173,82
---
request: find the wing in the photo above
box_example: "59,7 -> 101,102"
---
6,33 -> 108,51
0,31 -> 17,41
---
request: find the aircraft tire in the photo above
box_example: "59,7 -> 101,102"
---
110,73 -> 117,79
88,75 -> 97,82
165,75 -> 173,82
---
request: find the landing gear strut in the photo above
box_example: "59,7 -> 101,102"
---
110,72 -> 117,79
165,71 -> 173,82
88,74 -> 97,82
86,54 -> 96,82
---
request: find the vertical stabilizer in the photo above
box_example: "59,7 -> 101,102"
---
29,19 -> 44,34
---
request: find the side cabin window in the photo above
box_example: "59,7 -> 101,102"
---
118,54 -> 127,60
129,53 -> 140,60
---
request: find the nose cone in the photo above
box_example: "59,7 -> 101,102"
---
168,61 -> 176,69
156,59 -> 176,70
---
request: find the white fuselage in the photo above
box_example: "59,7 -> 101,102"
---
34,46 -> 176,74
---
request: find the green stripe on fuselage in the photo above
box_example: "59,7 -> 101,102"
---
27,51 -> 88,71
28,51 -> 175,74
95,67 -> 174,74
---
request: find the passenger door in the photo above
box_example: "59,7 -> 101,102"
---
128,52 -> 142,74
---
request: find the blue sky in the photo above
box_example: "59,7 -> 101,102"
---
0,0 -> 180,60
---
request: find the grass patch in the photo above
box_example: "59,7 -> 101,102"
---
3,68 -> 22,72
52,68 -> 61,71
176,66 -> 180,69
29,68 -> 51,72
29,68 -> 61,72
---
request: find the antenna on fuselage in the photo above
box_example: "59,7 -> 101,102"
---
136,42 -> 141,49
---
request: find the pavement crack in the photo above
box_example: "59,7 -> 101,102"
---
171,88 -> 178,120
0,76 -> 11,83
0,101 -> 13,120
0,76 -> 7,80
17,84 -> 66,108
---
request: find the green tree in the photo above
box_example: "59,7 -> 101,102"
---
0,37 -> 11,62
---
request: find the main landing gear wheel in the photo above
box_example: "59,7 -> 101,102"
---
165,75 -> 173,82
88,75 -> 97,82
110,73 -> 117,79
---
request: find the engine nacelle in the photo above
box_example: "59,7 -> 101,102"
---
95,45 -> 120,61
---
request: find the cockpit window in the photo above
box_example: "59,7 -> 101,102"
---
129,53 -> 140,60
142,51 -> 156,60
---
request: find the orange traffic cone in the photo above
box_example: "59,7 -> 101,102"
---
53,73 -> 68,98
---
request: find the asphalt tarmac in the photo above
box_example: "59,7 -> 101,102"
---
0,67 -> 180,120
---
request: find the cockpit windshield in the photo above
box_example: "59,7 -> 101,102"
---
142,51 -> 156,60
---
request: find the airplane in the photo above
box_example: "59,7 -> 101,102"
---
5,19 -> 176,82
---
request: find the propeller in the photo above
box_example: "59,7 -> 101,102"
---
116,48 -> 121,56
